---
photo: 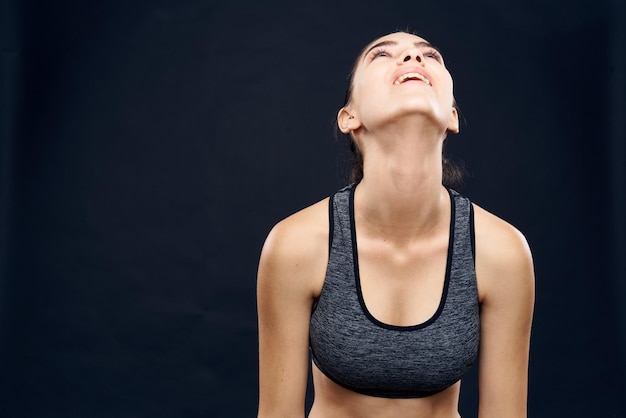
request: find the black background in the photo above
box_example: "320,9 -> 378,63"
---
2,0 -> 625,417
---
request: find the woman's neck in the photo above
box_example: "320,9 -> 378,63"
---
353,126 -> 449,242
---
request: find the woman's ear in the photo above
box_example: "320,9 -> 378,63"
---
338,107 -> 361,134
447,107 -> 460,134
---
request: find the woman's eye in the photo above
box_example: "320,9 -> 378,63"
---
424,50 -> 443,62
370,48 -> 391,59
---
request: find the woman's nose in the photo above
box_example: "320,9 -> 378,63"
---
399,50 -> 423,64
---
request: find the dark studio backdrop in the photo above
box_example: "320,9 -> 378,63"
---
1,0 -> 625,417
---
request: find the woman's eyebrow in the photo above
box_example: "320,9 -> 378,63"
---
415,41 -> 442,55
362,40 -> 441,61
362,40 -> 397,60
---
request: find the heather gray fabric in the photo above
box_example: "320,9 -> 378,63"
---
309,183 -> 480,398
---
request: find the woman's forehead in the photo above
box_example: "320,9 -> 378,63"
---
374,32 -> 428,43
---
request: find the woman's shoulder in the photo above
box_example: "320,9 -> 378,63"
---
472,203 -> 531,256
258,197 -> 331,292
471,202 -> 534,302
265,197 -> 331,253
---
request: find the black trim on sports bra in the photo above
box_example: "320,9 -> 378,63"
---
350,184 -> 456,331
469,203 -> 476,264
328,194 -> 335,257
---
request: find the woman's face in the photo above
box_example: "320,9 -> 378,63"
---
342,32 -> 458,135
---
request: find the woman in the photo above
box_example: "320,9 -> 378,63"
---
257,31 -> 535,418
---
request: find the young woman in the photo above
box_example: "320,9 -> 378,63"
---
257,31 -> 535,418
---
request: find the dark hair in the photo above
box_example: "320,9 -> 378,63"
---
340,33 -> 465,190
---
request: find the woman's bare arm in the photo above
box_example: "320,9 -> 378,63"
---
257,200 -> 329,418
474,204 -> 535,418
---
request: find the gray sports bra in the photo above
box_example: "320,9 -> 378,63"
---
309,183 -> 480,398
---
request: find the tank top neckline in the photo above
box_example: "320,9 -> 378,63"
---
348,183 -> 456,331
